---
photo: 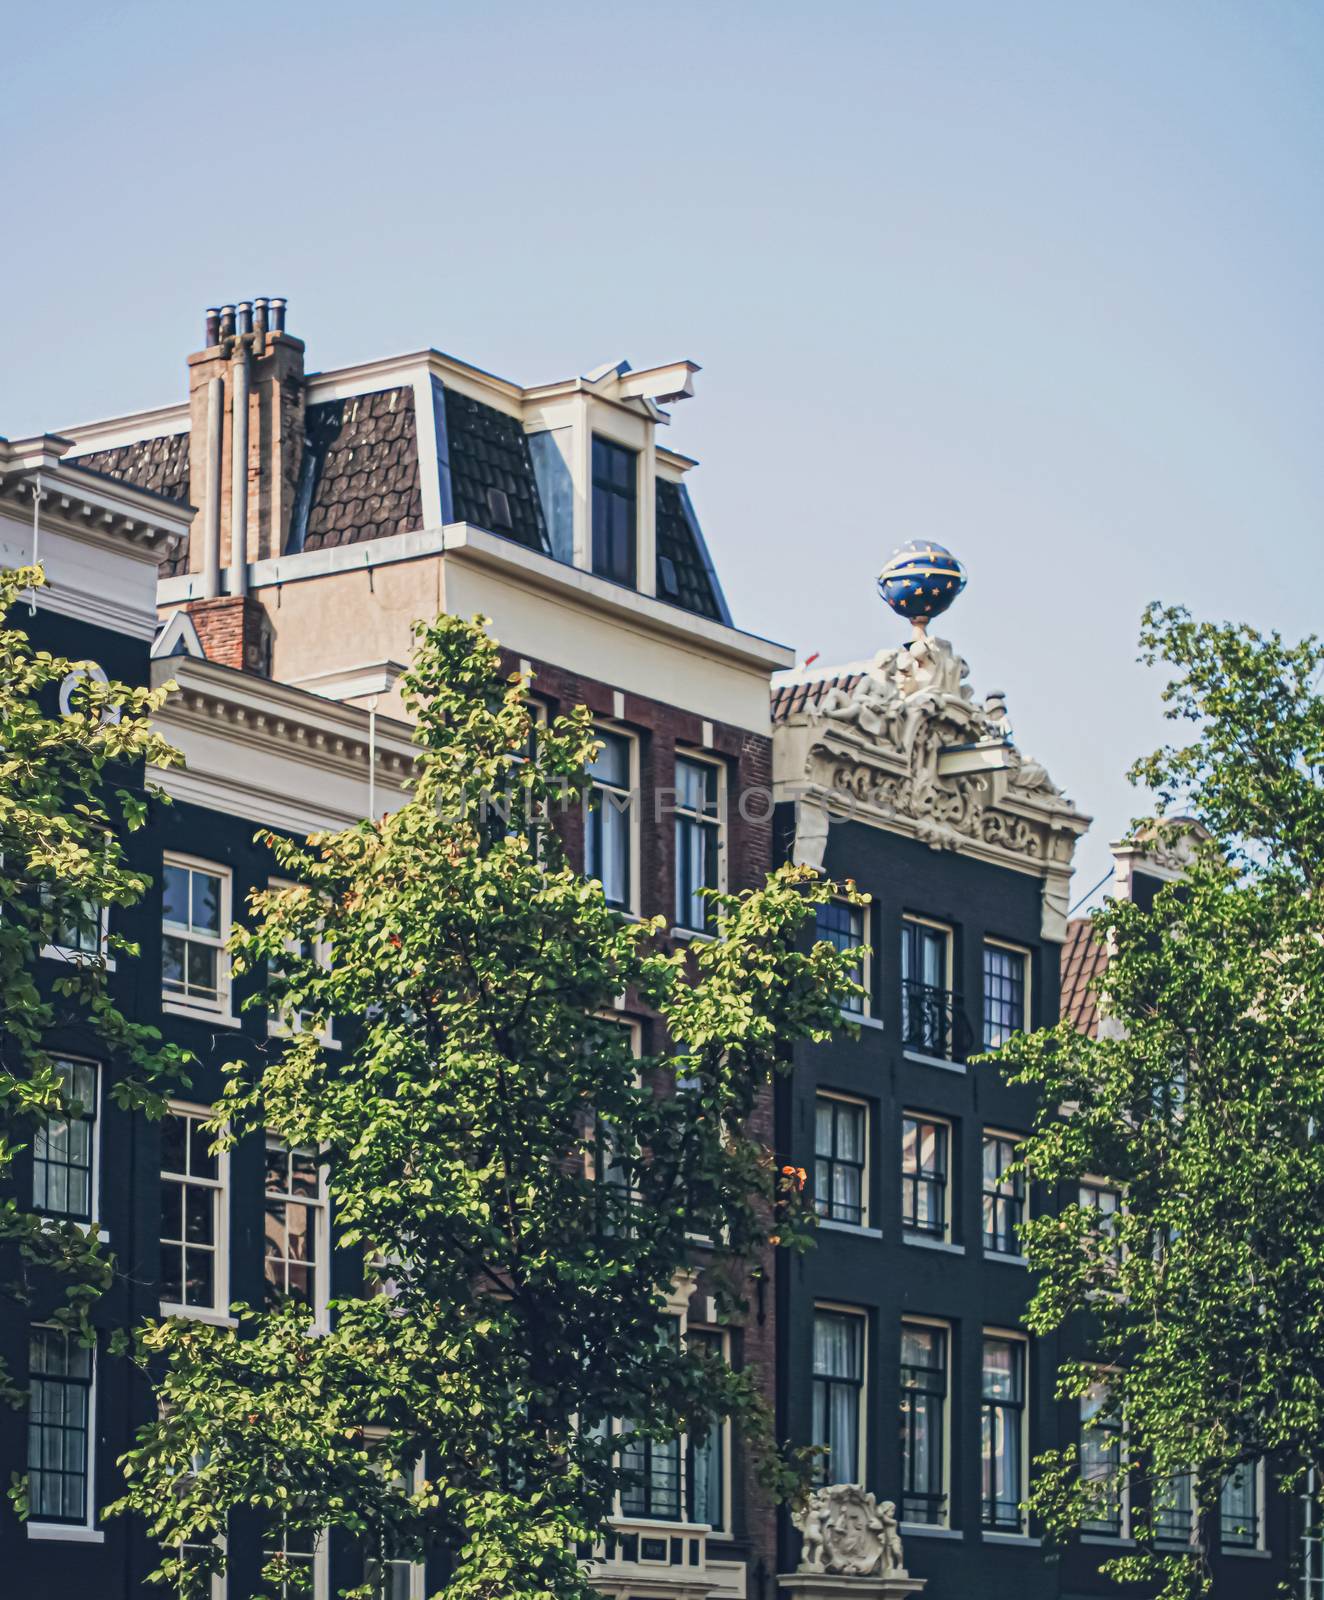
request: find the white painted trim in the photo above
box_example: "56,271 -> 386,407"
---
902,1050 -> 967,1075
901,1523 -> 964,1541
160,1100 -> 231,1321
162,854 -> 233,1018
155,521 -> 794,674
904,1234 -> 965,1255
27,1522 -> 105,1543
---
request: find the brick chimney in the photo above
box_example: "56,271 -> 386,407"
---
182,298 -> 304,673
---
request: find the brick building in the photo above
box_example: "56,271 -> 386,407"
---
1,301 -> 795,1599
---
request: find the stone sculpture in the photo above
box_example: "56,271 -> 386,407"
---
790,1484 -> 907,1578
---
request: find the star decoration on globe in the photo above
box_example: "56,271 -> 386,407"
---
877,541 -> 967,636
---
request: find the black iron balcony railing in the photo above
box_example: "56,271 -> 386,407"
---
901,980 -> 973,1062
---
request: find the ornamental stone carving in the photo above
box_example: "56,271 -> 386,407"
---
791,1485 -> 907,1577
772,631 -> 1091,940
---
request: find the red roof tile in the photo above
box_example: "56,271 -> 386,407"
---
1060,917 -> 1109,1036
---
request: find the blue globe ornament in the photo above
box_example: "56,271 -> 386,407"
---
877,541 -> 967,630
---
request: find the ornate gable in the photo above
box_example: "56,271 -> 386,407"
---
773,632 -> 1090,940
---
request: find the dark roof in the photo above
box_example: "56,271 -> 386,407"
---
69,433 -> 191,575
655,477 -> 724,621
291,387 -> 423,554
770,670 -> 863,724
442,387 -> 549,554
1060,916 -> 1109,1036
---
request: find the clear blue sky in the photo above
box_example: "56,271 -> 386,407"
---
4,0 -> 1320,903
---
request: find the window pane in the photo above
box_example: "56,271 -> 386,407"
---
191,871 -> 221,935
162,1112 -> 187,1177
162,863 -> 189,926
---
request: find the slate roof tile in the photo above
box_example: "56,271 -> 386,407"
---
68,433 -> 192,576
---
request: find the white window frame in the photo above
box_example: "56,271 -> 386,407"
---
901,1109 -> 954,1245
983,937 -> 1032,1050
811,1301 -> 868,1488
1079,1372 -> 1129,1541
901,914 -> 957,1063
980,1327 -> 1030,1535
584,722 -> 641,917
814,1090 -> 871,1230
160,1100 -> 233,1325
162,853 -> 236,1025
26,1324 -> 102,1543
1220,1459 -> 1267,1555
263,1136 -> 331,1333
34,1056 -> 102,1233
1079,1174 -> 1126,1279
671,750 -> 727,938
899,1315 -> 952,1531
41,894 -> 114,970
265,880 -> 340,1049
981,1128 -> 1028,1259
263,1524 -> 329,1600
684,1324 -> 731,1533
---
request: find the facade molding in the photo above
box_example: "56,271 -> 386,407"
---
774,634 -> 1090,940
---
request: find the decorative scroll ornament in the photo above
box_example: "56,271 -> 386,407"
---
791,1484 -> 907,1577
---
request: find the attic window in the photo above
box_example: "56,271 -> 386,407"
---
486,486 -> 513,535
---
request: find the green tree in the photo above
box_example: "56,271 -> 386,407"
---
113,612 -> 862,1599
994,604 -> 1324,1597
0,566 -> 182,1424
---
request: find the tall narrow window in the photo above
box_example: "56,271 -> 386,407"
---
1080,1381 -> 1125,1536
41,887 -> 107,962
815,1095 -> 867,1226
584,729 -> 634,912
1152,1472 -> 1194,1546
815,900 -> 869,1015
33,1057 -> 98,1224
591,435 -> 637,587
812,1309 -> 864,1485
901,918 -> 954,1057
980,1335 -> 1026,1531
983,942 -> 1028,1048
620,1317 -> 682,1520
160,1105 -> 225,1314
162,857 -> 230,1015
982,1132 -> 1025,1255
687,1329 -> 727,1530
1220,1463 -> 1261,1550
264,1140 -> 327,1324
901,1114 -> 949,1239
264,1525 -> 326,1599
900,1322 -> 949,1526
674,756 -> 723,933
28,1326 -> 94,1525
1080,1179 -> 1123,1273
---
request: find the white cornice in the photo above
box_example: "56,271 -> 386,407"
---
157,521 -> 794,675
151,657 -> 415,834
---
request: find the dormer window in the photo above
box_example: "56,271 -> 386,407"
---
591,436 -> 637,588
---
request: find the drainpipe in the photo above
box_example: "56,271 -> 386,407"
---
367,695 -> 379,820
229,313 -> 251,598
201,375 -> 224,599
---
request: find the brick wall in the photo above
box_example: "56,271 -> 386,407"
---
183,595 -> 274,675
501,646 -> 780,1587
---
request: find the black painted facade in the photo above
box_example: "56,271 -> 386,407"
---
773,803 -> 1293,1598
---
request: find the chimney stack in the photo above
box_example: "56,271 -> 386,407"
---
181,295 -> 306,674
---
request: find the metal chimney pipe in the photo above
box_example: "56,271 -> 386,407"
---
230,344 -> 250,598
269,297 -> 286,334
236,301 -> 253,337
204,307 -> 221,347
201,376 -> 224,599
219,304 -> 236,339
253,296 -> 268,334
